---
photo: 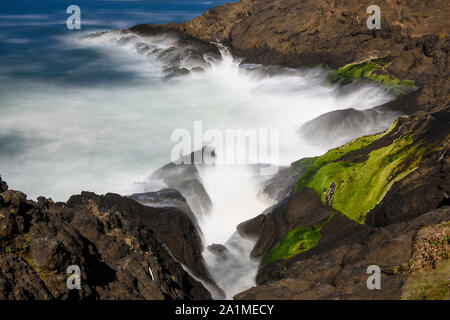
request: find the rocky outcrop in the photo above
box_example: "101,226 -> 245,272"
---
173,0 -> 449,84
0,184 -> 211,300
2,0 -> 449,301
143,149 -> 214,217
149,163 -> 212,216
235,207 -> 450,300
235,108 -> 449,298
0,176 -> 7,193
169,0 -> 449,123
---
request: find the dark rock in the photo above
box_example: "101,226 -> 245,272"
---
30,237 -> 63,271
174,0 -> 449,87
129,25 -> 222,61
1,190 -> 27,208
147,149 -> 214,217
191,67 -> 205,73
134,42 -> 155,55
0,182 -> 212,300
257,167 -> 290,202
67,192 -> 223,297
366,111 -> 450,227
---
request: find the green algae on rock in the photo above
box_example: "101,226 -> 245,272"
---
295,120 -> 432,223
330,61 -> 415,90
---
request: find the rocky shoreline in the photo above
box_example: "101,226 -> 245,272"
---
1,0 -> 449,300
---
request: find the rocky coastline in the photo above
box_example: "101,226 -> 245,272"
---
1,0 -> 449,300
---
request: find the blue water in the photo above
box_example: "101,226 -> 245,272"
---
0,0 -> 235,86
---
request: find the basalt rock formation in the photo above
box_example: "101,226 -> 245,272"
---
0,176 -> 211,300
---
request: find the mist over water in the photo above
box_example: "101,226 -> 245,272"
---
0,1 -> 398,299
